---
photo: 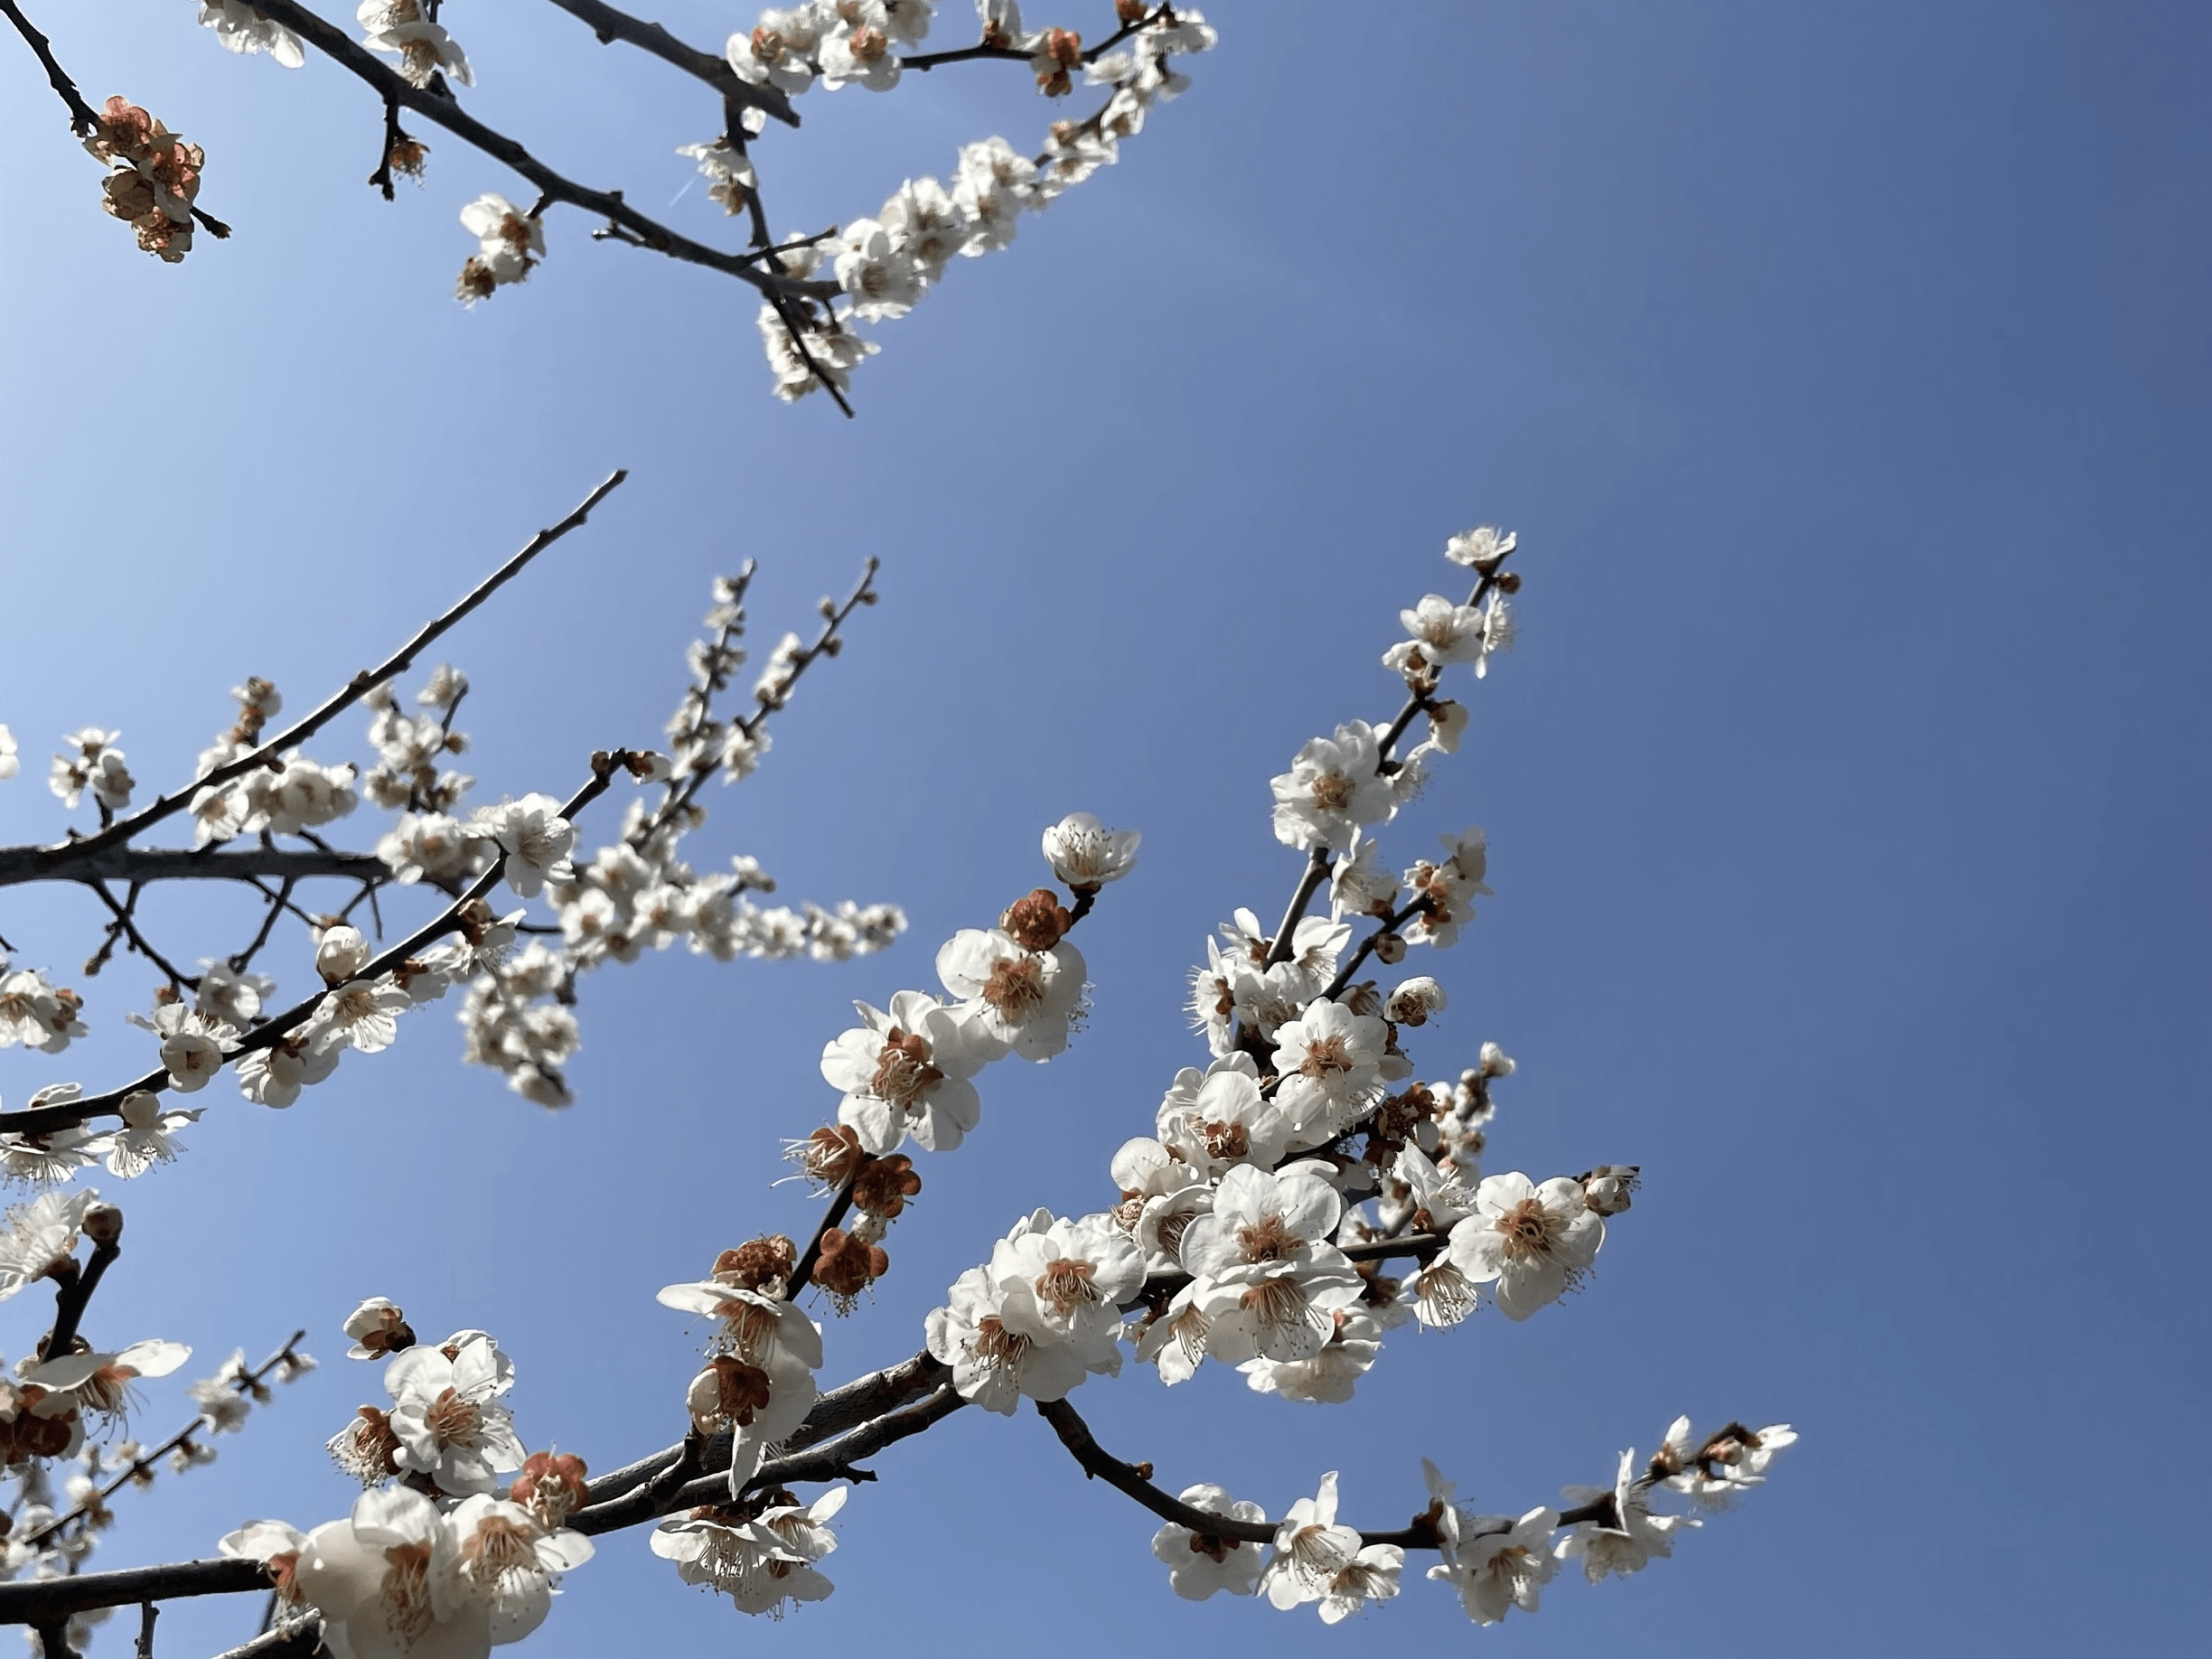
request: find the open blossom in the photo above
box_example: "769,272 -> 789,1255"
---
1383,593 -> 1488,680
472,795 -> 575,899
1270,721 -> 1395,851
820,990 -> 985,1154
235,1026 -> 342,1108
0,1187 -> 98,1301
297,1487 -> 483,1659
1040,812 -> 1140,890
129,1002 -> 236,1092
359,1 -> 473,89
1154,1056 -> 1292,1179
1182,1166 -> 1363,1366
1445,524 -> 1517,569
27,1339 -> 192,1429
318,978 -> 411,1054
1402,825 -> 1494,950
1151,1484 -> 1268,1600
833,220 -> 922,319
104,1090 -> 200,1177
1429,1505 -> 1559,1624
651,1486 -> 846,1616
926,1209 -> 1131,1414
1443,1172 -> 1606,1321
0,965 -> 86,1053
386,1336 -> 526,1496
1270,998 -> 1388,1139
444,1492 -> 594,1644
936,928 -> 1086,1062
1655,1415 -> 1797,1508
199,2 -> 306,66
1239,1306 -> 1385,1404
1259,1472 -> 1365,1611
1557,1449 -> 1695,1582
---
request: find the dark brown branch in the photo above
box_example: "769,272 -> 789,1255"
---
538,0 -> 797,127
135,1601 -> 156,1659
85,883 -> 192,991
1036,1395 -> 1607,1553
233,3 -> 831,305
0,755 -> 633,1136
28,470 -> 627,878
42,1233 -> 120,1360
0,1561 -> 267,1626
1262,849 -> 1333,969
576,1349 -> 947,1519
0,0 -> 102,133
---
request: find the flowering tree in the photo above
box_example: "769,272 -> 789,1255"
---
0,5 -> 1795,1657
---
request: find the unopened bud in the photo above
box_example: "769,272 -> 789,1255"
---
1373,932 -> 1408,966
314,924 -> 370,985
1000,888 -> 1072,951
82,1204 -> 124,1245
1579,1165 -> 1640,1215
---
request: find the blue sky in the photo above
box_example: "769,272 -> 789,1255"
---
2,2 -> 2207,1653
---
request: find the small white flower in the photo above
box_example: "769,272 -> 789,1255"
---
471,794 -> 576,899
1151,1484 -> 1267,1600
1040,811 -> 1140,890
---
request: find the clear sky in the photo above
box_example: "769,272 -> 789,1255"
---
2,3 -> 2207,1654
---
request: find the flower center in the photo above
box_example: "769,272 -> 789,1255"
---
981,956 -> 1045,1017
1238,1273 -> 1312,1331
970,1316 -> 1030,1373
463,1515 -> 539,1584
869,1028 -> 942,1106
426,1386 -> 483,1449
380,1542 -> 435,1643
1495,1198 -> 1554,1260
1033,1257 -> 1098,1317
1310,773 -> 1354,811
1301,1035 -> 1354,1078
1237,1214 -> 1296,1263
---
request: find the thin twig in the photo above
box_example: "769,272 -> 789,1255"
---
0,0 -> 102,132
23,470 -> 627,877
0,754 -> 634,1136
42,1233 -> 121,1360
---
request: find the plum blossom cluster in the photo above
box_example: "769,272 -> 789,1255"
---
0,519 -> 898,1163
0,1190 -> 314,1651
78,96 -> 208,263
210,1299 -> 595,1659
736,3 -> 1218,402
457,569 -> 905,1107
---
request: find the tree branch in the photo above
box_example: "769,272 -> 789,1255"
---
229,4 -> 832,304
536,0 -> 797,128
0,1561 -> 267,1626
42,1233 -> 120,1360
0,846 -> 398,891
0,0 -> 101,133
0,754 -> 634,1136
27,470 -> 627,877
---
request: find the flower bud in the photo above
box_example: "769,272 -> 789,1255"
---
83,1203 -> 124,1245
314,924 -> 370,985
1580,1165 -> 1640,1215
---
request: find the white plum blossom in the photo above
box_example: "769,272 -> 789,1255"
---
1270,721 -> 1395,851
820,990 -> 985,1154
472,795 -> 575,898
0,1187 -> 98,1301
343,1298 -> 415,1360
1445,524 -> 1517,570
1443,1172 -> 1605,1321
103,1091 -> 200,1177
386,1336 -> 527,1496
1040,812 -> 1141,890
359,2 -> 473,89
1429,1505 -> 1560,1625
926,1208 -> 1134,1413
935,928 -> 1086,1062
234,1027 -> 342,1108
1270,998 -> 1388,1140
0,724 -> 15,779
1151,1484 -> 1267,1600
650,1486 -> 845,1616
128,1001 -> 236,1092
1238,1306 -> 1385,1403
1181,1167 -> 1363,1366
199,2 -> 305,66
296,1487 -> 482,1659
27,1338 -> 192,1429
443,1492 -> 594,1644
1556,1449 -> 1695,1582
1260,1472 -> 1392,1618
